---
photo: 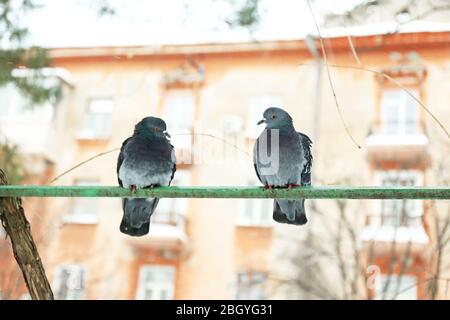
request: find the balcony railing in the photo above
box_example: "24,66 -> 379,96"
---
126,211 -> 188,250
365,121 -> 429,164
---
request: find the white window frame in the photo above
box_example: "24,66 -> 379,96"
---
236,271 -> 267,300
63,179 -> 99,224
163,90 -> 195,150
136,265 -> 176,300
236,198 -> 273,227
246,95 -> 283,139
236,177 -> 272,227
375,274 -> 417,300
78,98 -> 114,140
53,264 -> 86,300
371,170 -> 423,227
380,89 -> 419,136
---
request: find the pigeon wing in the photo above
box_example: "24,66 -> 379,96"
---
252,137 -> 264,184
117,137 -> 132,187
298,132 -> 313,187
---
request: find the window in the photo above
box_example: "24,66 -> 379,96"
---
63,179 -> 99,224
163,91 -> 195,150
53,264 -> 86,300
373,170 -> 423,227
246,95 -> 282,138
222,115 -> 243,135
237,198 -> 272,227
236,177 -> 272,227
236,271 -> 267,300
136,265 -> 176,300
375,275 -> 417,300
79,98 -> 114,139
154,171 -> 190,226
0,84 -> 54,120
380,89 -> 419,135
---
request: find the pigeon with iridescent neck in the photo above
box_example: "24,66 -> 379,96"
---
253,107 -> 313,225
117,116 -> 176,236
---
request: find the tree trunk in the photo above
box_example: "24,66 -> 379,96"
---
0,168 -> 53,300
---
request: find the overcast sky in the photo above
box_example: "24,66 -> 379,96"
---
23,0 -> 366,48
18,0 -> 450,48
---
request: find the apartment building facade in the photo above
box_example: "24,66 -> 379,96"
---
0,29 -> 449,299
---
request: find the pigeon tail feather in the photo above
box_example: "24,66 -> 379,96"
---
120,198 -> 159,237
273,199 -> 308,225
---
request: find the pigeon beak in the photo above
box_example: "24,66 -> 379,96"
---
164,131 -> 171,138
257,119 -> 266,125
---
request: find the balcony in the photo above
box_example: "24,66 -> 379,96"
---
366,85 -> 430,165
126,210 -> 188,252
361,212 -> 430,258
126,172 -> 191,252
365,129 -> 429,165
361,226 -> 430,259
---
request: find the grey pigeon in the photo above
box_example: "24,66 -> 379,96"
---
253,107 -> 313,225
117,117 -> 176,236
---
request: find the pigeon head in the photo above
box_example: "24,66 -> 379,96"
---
257,107 -> 293,129
135,116 -> 170,139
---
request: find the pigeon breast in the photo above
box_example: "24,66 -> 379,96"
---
118,138 -> 175,189
255,129 -> 305,186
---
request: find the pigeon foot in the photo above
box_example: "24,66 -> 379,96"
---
287,184 -> 300,191
263,184 -> 274,193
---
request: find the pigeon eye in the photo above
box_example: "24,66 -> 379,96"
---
272,115 -> 277,119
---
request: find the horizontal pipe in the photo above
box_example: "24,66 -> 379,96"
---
0,186 -> 449,199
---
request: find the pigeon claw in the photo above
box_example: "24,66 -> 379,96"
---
130,185 -> 137,193
287,184 -> 300,191
263,184 -> 274,193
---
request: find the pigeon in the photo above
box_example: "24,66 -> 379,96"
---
253,107 -> 313,225
117,116 -> 176,236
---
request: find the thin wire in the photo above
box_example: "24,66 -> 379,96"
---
49,133 -> 250,184
298,63 -> 450,139
346,33 -> 362,66
50,148 -> 120,184
306,0 -> 362,149
173,133 -> 250,157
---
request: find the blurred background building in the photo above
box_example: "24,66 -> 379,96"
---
1,0 -> 449,300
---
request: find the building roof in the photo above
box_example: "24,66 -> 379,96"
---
12,67 -> 75,87
49,27 -> 450,60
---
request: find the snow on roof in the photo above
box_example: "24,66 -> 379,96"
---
321,20 -> 450,38
12,67 -> 75,86
45,20 -> 450,52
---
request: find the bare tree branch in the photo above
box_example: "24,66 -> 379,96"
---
307,0 -> 362,149
0,168 -> 53,300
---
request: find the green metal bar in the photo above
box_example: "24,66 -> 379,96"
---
0,186 -> 449,199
